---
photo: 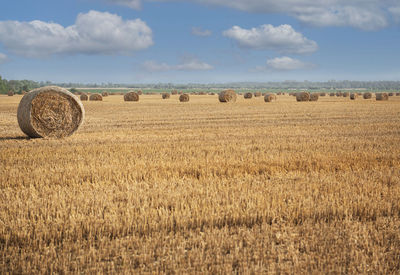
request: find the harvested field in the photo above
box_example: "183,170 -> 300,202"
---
1,94 -> 400,273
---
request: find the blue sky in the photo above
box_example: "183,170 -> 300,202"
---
0,0 -> 400,83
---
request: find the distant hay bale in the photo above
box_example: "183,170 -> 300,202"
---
296,92 -> 310,102
80,94 -> 88,101
343,92 -> 349,97
89,94 -> 103,101
137,90 -> 143,95
253,91 -> 262,97
330,93 -> 335,96
388,92 -> 394,96
218,89 -> 237,103
171,90 -> 178,95
363,92 -> 372,99
8,91 -> 14,96
244,92 -> 253,99
396,92 -> 400,96
162,93 -> 170,99
376,93 -> 388,101
124,92 -> 139,102
350,93 -> 358,100
336,92 -> 343,97
309,93 -> 319,101
264,94 -> 276,102
320,92 -> 326,96
179,94 -> 190,102
17,86 -> 84,138
102,91 -> 109,97
210,92 -> 215,95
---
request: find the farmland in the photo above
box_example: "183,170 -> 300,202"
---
1,93 -> 400,273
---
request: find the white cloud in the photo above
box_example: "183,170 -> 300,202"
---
266,56 -> 313,70
223,24 -> 318,54
0,53 -> 7,64
191,27 -> 212,37
389,6 -> 400,21
107,0 -> 141,9
143,57 -> 213,72
251,56 -> 314,72
117,0 -> 392,30
0,10 -> 153,57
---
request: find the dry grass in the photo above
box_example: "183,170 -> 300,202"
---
1,94 -> 400,273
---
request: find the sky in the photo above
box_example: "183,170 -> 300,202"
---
0,0 -> 400,84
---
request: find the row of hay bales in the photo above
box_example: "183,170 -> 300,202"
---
288,91 -> 394,101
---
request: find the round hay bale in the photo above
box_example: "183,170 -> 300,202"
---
102,91 -> 109,97
388,92 -> 394,96
162,93 -> 170,99
137,90 -> 143,95
320,92 -> 326,96
171,90 -> 178,95
218,89 -> 237,103
89,94 -> 102,101
329,93 -> 335,96
264,94 -> 276,102
376,93 -> 388,101
350,93 -> 358,100
396,92 -> 400,96
253,91 -> 262,97
336,92 -> 343,97
124,92 -> 139,102
8,91 -> 14,96
80,94 -> 88,101
343,92 -> 349,97
296,92 -> 310,102
363,92 -> 372,99
309,93 -> 319,101
17,86 -> 84,138
210,92 -> 215,95
179,94 -> 190,102
244,92 -> 253,99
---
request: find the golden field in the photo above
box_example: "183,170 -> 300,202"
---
1,93 -> 400,273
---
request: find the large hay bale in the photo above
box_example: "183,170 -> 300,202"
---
244,92 -> 253,99
363,92 -> 372,99
350,93 -> 358,100
89,94 -> 102,101
102,91 -> 109,97
218,89 -> 237,103
162,93 -> 170,99
309,93 -> 319,101
264,94 -> 276,102
179,94 -> 190,102
17,86 -> 84,138
253,91 -> 262,97
296,92 -> 310,102
80,94 -> 88,101
124,92 -> 139,102
8,91 -> 14,96
376,93 -> 388,101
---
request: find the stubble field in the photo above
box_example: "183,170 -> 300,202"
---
1,93 -> 400,273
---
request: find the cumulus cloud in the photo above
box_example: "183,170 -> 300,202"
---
0,10 -> 153,57
389,6 -> 400,21
252,56 -> 314,72
117,0 -> 392,30
223,24 -> 318,54
191,27 -> 212,37
143,57 -> 213,72
0,53 -> 7,64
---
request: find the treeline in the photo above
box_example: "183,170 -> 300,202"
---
0,75 -> 40,94
1,74 -> 400,93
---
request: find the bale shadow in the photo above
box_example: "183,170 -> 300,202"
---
0,136 -> 30,141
